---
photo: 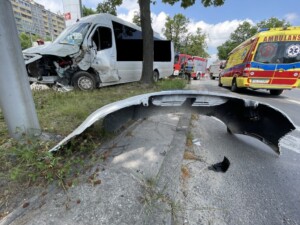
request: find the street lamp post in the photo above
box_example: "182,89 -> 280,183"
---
0,0 -> 41,139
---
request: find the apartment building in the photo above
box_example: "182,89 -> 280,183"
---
10,0 -> 66,40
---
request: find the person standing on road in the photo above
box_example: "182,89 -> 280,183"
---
185,57 -> 194,83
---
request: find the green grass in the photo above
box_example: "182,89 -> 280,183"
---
0,79 -> 187,188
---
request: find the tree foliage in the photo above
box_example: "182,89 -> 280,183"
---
256,17 -> 291,30
217,21 -> 257,60
162,0 -> 225,8
19,32 -> 41,50
163,14 -> 189,52
82,5 -> 96,17
163,14 -> 208,57
184,28 -> 209,57
132,11 -> 141,27
217,17 -> 291,60
230,21 -> 257,45
96,0 -> 122,16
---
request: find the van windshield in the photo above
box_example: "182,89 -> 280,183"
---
254,42 -> 300,64
54,23 -> 91,46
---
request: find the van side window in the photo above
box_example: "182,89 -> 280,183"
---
92,27 -> 112,51
112,21 -> 171,62
112,21 -> 142,40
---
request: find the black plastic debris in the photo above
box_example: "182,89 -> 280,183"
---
208,157 -> 230,173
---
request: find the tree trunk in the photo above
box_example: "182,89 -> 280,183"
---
139,0 -> 154,84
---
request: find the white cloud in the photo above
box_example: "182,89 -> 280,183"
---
34,0 -> 63,14
118,0 -> 139,11
284,13 -> 299,24
151,12 -> 168,38
187,19 -> 255,48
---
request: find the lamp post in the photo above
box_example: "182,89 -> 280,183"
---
0,0 -> 40,139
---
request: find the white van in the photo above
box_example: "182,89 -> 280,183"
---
23,13 -> 174,90
209,62 -> 223,80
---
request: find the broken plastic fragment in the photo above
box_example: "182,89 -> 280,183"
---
208,156 -> 230,173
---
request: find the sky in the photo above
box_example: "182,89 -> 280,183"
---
35,0 -> 300,65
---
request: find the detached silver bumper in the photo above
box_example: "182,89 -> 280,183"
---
49,90 -> 295,154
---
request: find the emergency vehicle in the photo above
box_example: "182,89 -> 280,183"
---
219,26 -> 300,95
173,53 -> 207,80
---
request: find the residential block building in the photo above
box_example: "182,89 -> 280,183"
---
10,0 -> 66,40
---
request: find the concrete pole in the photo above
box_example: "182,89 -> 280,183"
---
0,0 -> 41,139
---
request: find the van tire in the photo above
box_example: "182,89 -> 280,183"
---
153,70 -> 159,83
72,71 -> 96,91
218,76 -> 223,87
270,89 -> 283,96
231,78 -> 239,92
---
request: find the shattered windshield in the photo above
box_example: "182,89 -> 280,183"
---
54,22 -> 91,46
254,41 -> 300,64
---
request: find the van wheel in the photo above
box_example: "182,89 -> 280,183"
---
72,71 -> 96,91
231,78 -> 239,92
270,89 -> 283,96
153,70 -> 159,82
218,76 -> 223,87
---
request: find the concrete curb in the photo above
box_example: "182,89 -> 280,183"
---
138,113 -> 191,225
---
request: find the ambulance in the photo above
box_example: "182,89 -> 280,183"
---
219,26 -> 300,95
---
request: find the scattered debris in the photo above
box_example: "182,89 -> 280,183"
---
192,138 -> 201,146
30,82 -> 50,91
22,202 -> 30,208
208,157 -> 230,173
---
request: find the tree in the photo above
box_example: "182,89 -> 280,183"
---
132,11 -> 141,27
162,13 -> 189,53
217,40 -> 236,60
19,32 -> 41,50
230,21 -> 257,45
82,5 -> 96,17
138,0 -> 153,84
256,17 -> 291,30
96,0 -> 122,16
19,32 -> 31,49
139,0 -> 226,84
184,28 -> 209,57
162,14 -> 208,57
217,21 -> 257,60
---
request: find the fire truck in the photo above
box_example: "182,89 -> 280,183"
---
173,53 -> 207,80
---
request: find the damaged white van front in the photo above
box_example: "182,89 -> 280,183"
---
23,13 -> 174,90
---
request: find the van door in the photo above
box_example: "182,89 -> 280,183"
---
270,42 -> 300,87
253,42 -> 300,86
113,21 -> 143,82
89,26 -> 119,83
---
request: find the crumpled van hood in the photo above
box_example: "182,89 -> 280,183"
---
23,43 -> 80,57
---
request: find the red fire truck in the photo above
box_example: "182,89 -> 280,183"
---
173,53 -> 207,80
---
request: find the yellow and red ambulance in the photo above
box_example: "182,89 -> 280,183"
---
219,26 -> 300,95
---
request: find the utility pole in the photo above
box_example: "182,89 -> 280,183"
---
0,0 -> 40,139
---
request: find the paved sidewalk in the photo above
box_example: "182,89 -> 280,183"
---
1,113 -> 190,225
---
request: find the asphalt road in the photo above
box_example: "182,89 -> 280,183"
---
182,78 -> 300,225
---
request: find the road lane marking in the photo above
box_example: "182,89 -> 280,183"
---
287,99 -> 300,105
